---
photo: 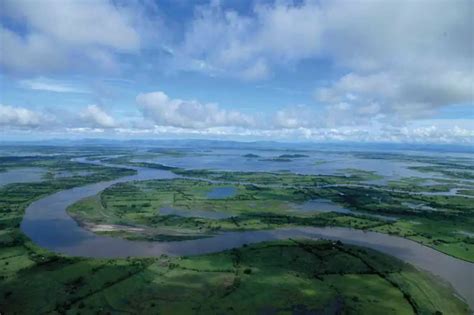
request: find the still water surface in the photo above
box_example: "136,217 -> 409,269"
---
20,157 -> 474,309
0,167 -> 47,186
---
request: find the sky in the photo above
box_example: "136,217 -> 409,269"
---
0,0 -> 473,144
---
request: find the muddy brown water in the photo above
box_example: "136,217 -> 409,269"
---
20,159 -> 474,310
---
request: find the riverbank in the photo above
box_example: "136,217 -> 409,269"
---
18,157 -> 474,310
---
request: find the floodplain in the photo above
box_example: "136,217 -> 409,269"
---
1,144 -> 473,314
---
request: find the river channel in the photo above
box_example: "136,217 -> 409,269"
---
20,158 -> 474,310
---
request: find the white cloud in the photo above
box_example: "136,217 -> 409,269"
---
126,91 -> 473,144
0,0 -> 140,74
319,0 -> 472,72
2,100 -> 473,145
240,59 -> 269,81
19,77 -> 88,93
396,121 -> 474,144
108,120 -> 474,145
176,0 -> 473,123
177,1 -> 471,77
136,91 -> 255,129
178,1 -> 322,79
66,127 -> 106,134
316,70 -> 474,122
4,0 -> 139,50
80,105 -> 117,128
0,104 -> 45,127
1,0 -> 472,144
274,105 -> 319,129
0,27 -> 69,73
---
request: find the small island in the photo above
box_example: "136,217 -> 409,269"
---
243,153 -> 260,158
279,153 -> 309,158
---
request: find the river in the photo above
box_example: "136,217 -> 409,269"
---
20,158 -> 474,310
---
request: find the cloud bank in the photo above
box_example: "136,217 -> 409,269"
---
0,0 -> 140,74
137,91 -> 255,129
0,104 -> 46,127
0,0 -> 472,144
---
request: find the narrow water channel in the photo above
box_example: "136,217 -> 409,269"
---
20,158 -> 474,310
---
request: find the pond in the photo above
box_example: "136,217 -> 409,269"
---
19,157 -> 474,310
0,167 -> 47,187
293,199 -> 352,214
207,186 -> 237,199
292,199 -> 398,221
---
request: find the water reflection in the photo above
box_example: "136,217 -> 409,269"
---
207,186 -> 237,199
135,149 -> 440,182
0,167 -> 47,186
19,156 -> 474,310
293,199 -> 351,213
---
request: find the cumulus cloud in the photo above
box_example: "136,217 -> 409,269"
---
0,103 -> 118,131
2,100 -> 473,144
0,104 -> 45,127
0,0 -> 140,74
316,70 -> 474,123
318,0 -> 472,71
177,1 -> 471,76
175,0 -> 473,123
1,1 -> 472,145
129,91 -> 474,144
274,105 -> 320,129
136,91 -> 255,129
109,121 -> 474,145
80,105 -> 117,128
177,1 -> 322,79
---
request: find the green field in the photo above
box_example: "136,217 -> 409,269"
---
1,240 -> 468,314
67,168 -> 474,262
67,178 -> 387,241
0,149 -> 472,314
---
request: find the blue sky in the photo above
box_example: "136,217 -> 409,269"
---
0,0 -> 473,144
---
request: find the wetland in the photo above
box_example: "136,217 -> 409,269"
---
1,144 -> 473,314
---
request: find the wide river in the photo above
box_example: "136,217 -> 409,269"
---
20,159 -> 474,310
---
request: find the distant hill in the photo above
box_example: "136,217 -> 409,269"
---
2,138 -> 473,154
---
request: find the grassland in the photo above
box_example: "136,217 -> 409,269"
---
68,165 -> 474,262
326,183 -> 474,261
176,168 -> 474,262
0,149 -> 472,314
67,178 -> 387,242
1,240 -> 468,314
0,157 -> 135,250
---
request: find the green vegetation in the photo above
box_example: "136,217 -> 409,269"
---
1,148 -> 472,313
336,168 -> 383,181
371,217 -> 474,261
67,178 -> 388,241
172,167 -> 380,186
1,240 -> 468,314
458,189 -> 474,196
410,166 -> 474,181
0,158 -> 135,250
325,183 -> 474,261
67,168 -> 474,262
